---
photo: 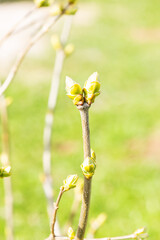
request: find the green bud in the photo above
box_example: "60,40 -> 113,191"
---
0,166 -> 11,178
83,72 -> 100,105
67,227 -> 75,240
81,157 -> 96,179
73,94 -> 84,105
91,149 -> 96,162
34,0 -> 50,8
63,174 -> 78,191
64,43 -> 75,57
66,77 -> 84,105
51,34 -> 62,50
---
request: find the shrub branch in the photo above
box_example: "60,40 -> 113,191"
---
0,95 -> 14,240
42,16 -> 72,235
0,3 -> 70,96
76,103 -> 91,240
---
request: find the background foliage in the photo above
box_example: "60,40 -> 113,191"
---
0,0 -> 160,239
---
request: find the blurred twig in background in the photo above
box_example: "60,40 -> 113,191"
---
0,95 -> 14,240
42,16 -> 73,235
87,213 -> 107,238
0,2 -> 71,96
0,5 -> 36,47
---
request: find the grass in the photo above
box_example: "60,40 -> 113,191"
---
1,0 -> 160,239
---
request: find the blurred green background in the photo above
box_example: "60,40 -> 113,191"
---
0,0 -> 160,239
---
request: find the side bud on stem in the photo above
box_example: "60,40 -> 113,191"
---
81,157 -> 96,179
68,227 -> 75,240
0,166 -> 11,178
51,34 -> 62,50
65,72 -> 100,106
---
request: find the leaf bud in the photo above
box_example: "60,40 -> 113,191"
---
91,149 -> 96,162
64,43 -> 75,57
67,227 -> 75,240
63,174 -> 78,191
83,72 -> 100,105
34,0 -> 50,8
51,34 -> 62,50
66,77 -> 84,105
0,166 -> 11,178
81,157 -> 96,179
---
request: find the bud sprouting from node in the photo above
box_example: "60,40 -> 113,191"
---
83,72 -> 100,105
0,166 -> 12,178
66,77 -> 84,105
64,43 -> 75,56
91,149 -> 96,163
68,227 -> 75,240
81,157 -> 96,179
62,174 -> 78,191
51,34 -> 62,50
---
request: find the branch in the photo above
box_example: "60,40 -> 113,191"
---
42,16 -> 72,234
45,231 -> 147,240
51,188 -> 65,238
13,16 -> 49,36
0,6 -> 36,47
0,4 -> 70,97
76,103 -> 91,240
0,96 -> 14,240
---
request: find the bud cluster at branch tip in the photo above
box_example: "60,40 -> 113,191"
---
83,72 -> 100,105
66,77 -> 84,105
68,227 -> 75,240
66,72 -> 100,106
0,166 -> 12,178
50,1 -> 78,16
62,174 -> 78,191
81,149 -> 96,179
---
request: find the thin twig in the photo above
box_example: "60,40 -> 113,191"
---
0,4 -> 70,97
42,16 -> 72,235
45,233 -> 139,240
51,188 -> 65,238
13,16 -> 49,36
0,6 -> 36,47
0,96 -> 14,240
76,103 -> 91,240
